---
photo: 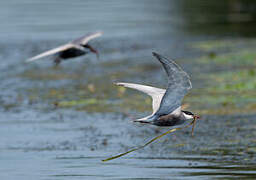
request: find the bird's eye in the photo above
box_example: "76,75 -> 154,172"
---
183,111 -> 193,115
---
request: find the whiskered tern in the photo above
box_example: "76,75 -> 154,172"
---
26,31 -> 103,65
116,52 -> 199,127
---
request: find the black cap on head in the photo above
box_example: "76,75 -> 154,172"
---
182,110 -> 194,116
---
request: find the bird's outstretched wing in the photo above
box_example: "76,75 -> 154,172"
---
115,82 -> 165,113
26,44 -> 84,62
152,52 -> 192,116
72,31 -> 103,45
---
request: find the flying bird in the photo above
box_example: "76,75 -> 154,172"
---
116,52 -> 199,127
26,31 -> 103,65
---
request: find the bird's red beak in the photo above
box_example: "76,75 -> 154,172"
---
87,45 -> 99,59
193,115 -> 200,119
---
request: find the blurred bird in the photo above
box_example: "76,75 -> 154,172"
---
26,31 -> 103,65
116,52 -> 199,127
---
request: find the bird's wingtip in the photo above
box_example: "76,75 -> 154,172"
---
152,52 -> 175,64
152,52 -> 167,60
94,31 -> 103,37
113,82 -> 124,86
152,52 -> 161,58
152,52 -> 158,56
25,58 -> 34,63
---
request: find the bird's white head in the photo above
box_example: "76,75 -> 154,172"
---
182,110 -> 200,120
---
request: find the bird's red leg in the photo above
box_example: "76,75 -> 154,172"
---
54,57 -> 61,67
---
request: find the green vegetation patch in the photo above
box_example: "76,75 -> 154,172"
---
198,50 -> 256,66
191,38 -> 256,52
186,56 -> 256,115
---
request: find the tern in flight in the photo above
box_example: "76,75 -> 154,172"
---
116,52 -> 199,127
26,31 -> 103,65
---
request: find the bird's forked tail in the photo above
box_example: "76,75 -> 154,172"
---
133,114 -> 158,124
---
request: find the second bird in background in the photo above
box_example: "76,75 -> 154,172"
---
26,31 -> 103,66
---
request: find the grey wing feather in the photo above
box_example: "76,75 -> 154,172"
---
115,82 -> 165,113
152,52 -> 192,116
72,31 -> 103,45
